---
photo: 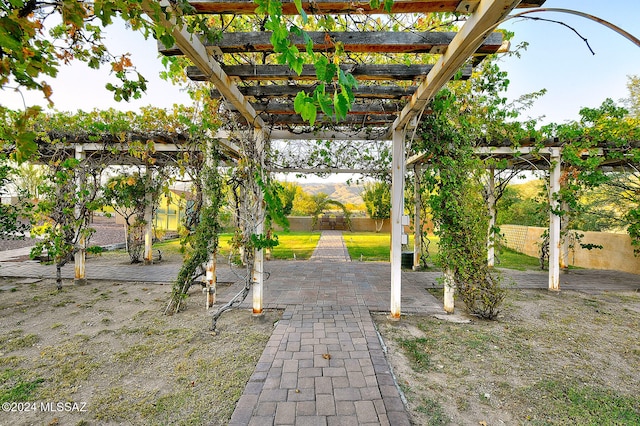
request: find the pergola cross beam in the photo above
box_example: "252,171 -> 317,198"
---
393,0 -> 524,131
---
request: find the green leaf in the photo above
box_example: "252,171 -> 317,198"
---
314,84 -> 334,117
294,91 -> 307,114
334,90 -> 349,120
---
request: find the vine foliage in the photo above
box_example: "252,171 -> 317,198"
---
416,90 -> 505,319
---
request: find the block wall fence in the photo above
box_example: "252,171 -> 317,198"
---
500,224 -> 640,274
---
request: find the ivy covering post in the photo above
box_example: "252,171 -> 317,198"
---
252,128 -> 266,316
73,145 -> 87,285
486,166 -> 497,268
548,147 -> 562,291
143,166 -> 154,265
416,90 -> 505,319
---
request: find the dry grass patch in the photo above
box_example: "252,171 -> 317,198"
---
375,289 -> 640,425
0,278 -> 280,425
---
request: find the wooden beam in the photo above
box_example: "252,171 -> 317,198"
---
393,0 -> 524,130
217,128 -> 392,141
225,100 -> 401,115
211,84 -> 418,100
268,129 -> 392,141
143,0 -> 264,129
160,31 -> 503,55
256,113 -> 398,126
188,64 -> 472,81
187,0 -> 546,15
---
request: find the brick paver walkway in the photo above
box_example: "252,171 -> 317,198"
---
229,304 -> 409,425
2,231 -> 640,424
310,230 -> 350,262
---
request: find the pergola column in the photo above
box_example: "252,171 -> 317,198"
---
74,145 -> 86,285
390,128 -> 405,320
143,167 -> 154,265
549,148 -> 562,291
413,164 -> 422,270
252,128 -> 267,316
560,200 -> 570,270
486,166 -> 496,267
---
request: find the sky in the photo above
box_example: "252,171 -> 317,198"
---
498,0 -> 640,125
3,1 -> 638,123
2,0 -> 638,184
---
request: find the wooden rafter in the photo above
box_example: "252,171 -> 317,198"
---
187,0 -> 545,15
253,113 -> 398,126
160,31 -> 504,55
143,0 -> 264,130
188,63 -> 472,81
393,0 -> 525,130
224,100 -> 402,115
211,84 -> 418,100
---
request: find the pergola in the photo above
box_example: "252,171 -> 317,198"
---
146,0 -> 549,317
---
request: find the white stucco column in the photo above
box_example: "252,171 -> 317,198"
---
549,148 -> 562,291
390,128 -> 405,320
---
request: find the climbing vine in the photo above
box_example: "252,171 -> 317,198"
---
415,90 -> 505,319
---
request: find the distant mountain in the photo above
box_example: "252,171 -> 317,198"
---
297,182 -> 364,206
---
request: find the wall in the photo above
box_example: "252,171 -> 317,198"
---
500,224 -> 640,274
275,217 -> 393,233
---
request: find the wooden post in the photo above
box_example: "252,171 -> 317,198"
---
390,128 -> 405,320
443,269 -> 455,314
549,148 -> 562,291
205,253 -> 216,308
252,129 -> 266,316
560,200 -> 570,270
487,166 -> 496,268
143,167 -> 154,265
74,145 -> 87,285
413,164 -> 422,270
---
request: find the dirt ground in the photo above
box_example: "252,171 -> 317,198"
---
374,288 -> 640,425
0,276 -> 281,426
1,261 -> 639,426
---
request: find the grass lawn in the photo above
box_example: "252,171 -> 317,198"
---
153,231 -> 542,270
343,232 -> 542,270
154,232 -> 320,261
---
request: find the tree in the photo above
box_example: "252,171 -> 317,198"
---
362,181 -> 391,232
0,159 -> 30,241
625,75 -> 640,118
103,171 -> 161,263
278,181 -> 299,216
30,154 -> 104,289
497,184 -> 548,227
0,0 -> 217,160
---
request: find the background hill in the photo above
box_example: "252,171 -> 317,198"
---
297,182 -> 365,206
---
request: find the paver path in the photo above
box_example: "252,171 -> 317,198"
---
229,304 -> 410,425
309,230 -> 350,262
2,231 -> 640,424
